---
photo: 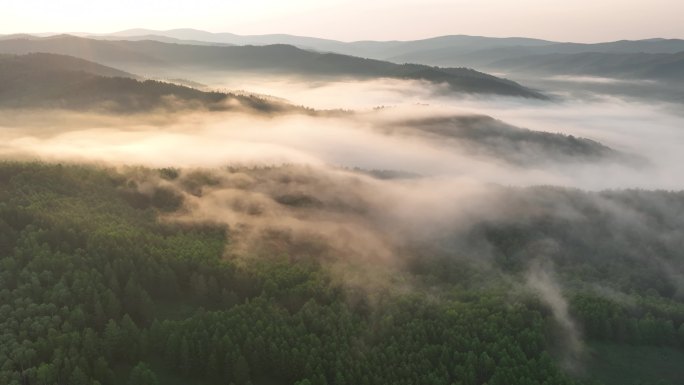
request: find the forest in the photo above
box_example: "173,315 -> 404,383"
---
1,162 -> 683,385
3,2 -> 684,384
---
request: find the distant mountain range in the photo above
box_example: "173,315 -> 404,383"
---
102,29 -> 556,60
0,53 -> 296,113
93,29 -> 684,61
0,35 -> 545,99
2,29 -> 682,102
37,29 -> 682,83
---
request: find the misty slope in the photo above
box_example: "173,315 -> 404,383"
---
89,31 -> 684,84
547,38 -> 684,54
387,39 -> 684,68
0,53 -> 635,170
0,52 -> 135,78
3,162 -> 684,385
489,52 -> 684,82
388,115 -> 635,166
0,163 -> 581,385
0,53 -> 295,113
0,35 -> 546,98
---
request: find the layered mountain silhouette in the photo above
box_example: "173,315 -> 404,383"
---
81,30 -> 684,83
104,29 -> 554,59
0,35 -> 545,98
94,30 -> 684,59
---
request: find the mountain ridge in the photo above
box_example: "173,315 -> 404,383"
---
0,35 -> 545,99
0,53 -> 299,113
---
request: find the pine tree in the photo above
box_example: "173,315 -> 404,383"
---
128,362 -> 159,385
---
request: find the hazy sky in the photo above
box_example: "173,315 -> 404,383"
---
4,0 -> 683,42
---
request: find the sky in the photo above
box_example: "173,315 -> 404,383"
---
3,0 -> 684,42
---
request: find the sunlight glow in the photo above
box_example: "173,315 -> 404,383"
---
3,0 -> 684,42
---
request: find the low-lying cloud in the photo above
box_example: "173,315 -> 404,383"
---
2,75 -> 683,366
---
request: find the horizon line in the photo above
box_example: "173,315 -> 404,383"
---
0,29 -> 681,45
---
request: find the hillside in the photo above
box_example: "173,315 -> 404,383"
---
0,53 -> 295,113
1,162 -> 683,385
0,35 -> 546,98
0,52 -> 134,78
489,51 -> 684,82
74,31 -> 684,84
387,115 -> 636,166
0,53 -> 637,169
388,39 -> 684,67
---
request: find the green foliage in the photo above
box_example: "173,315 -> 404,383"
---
128,362 -> 159,385
1,162 -> 682,385
584,342 -> 684,385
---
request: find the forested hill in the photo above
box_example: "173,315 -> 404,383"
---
489,51 -> 684,82
0,52 -> 135,79
0,35 -> 546,99
0,162 -> 575,385
386,114 -> 639,166
1,162 -> 684,385
0,53 -> 297,113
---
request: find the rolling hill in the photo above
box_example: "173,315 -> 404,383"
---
0,35 -> 546,98
0,53 -> 634,169
76,30 -> 684,84
489,51 -> 684,82
96,29 -> 684,64
0,53 -> 295,113
384,39 -> 684,84
387,38 -> 684,67
383,114 -> 638,166
0,52 -> 135,78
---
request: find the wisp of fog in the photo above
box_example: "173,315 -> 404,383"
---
2,76 -> 683,365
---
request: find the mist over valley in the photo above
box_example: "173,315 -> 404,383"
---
2,11 -> 684,385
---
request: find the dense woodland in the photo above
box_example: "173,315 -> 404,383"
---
1,162 -> 684,385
